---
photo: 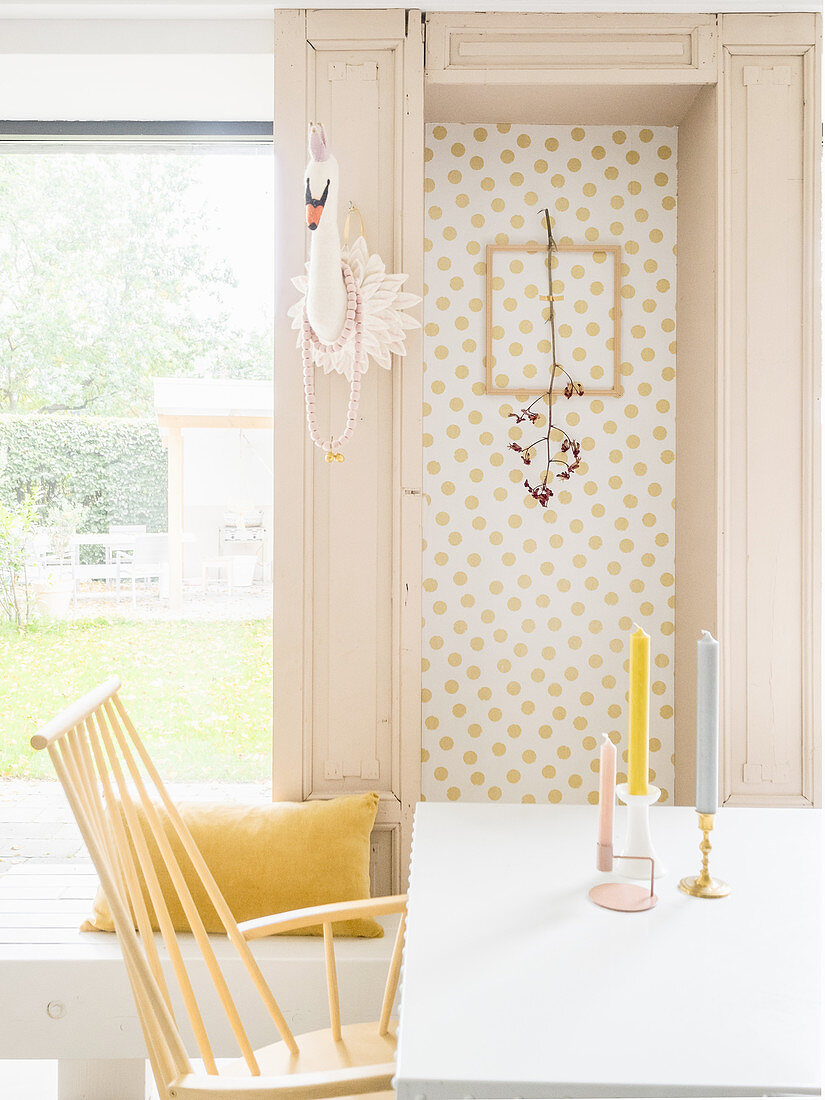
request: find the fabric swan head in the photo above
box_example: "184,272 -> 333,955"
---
305,123 -> 339,233
289,118 -> 421,461
304,123 -> 348,345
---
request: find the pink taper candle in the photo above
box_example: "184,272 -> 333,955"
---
596,733 -> 616,871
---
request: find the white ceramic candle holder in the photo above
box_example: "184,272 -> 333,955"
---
614,782 -> 666,879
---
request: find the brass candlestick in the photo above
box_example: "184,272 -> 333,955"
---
679,812 -> 730,899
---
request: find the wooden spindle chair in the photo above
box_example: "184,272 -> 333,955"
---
31,677 -> 407,1100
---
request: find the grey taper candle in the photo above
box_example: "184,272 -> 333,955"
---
696,630 -> 720,814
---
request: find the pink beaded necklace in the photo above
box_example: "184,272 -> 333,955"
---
301,261 -> 362,463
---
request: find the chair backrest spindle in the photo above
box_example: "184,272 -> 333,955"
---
378,909 -> 407,1038
101,699 -> 249,1073
92,706 -> 216,1070
109,694 -> 299,1057
86,711 -> 173,1014
43,726 -> 192,1090
322,923 -> 342,1042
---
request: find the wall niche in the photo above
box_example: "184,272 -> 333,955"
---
422,122 -> 677,807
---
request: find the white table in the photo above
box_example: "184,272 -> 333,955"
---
70,532 -> 195,595
395,803 -> 821,1099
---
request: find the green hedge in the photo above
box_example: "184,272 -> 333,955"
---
0,415 -> 167,550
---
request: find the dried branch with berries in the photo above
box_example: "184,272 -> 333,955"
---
507,209 -> 585,507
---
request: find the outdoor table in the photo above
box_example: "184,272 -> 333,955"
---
70,533 -> 140,587
70,532 -> 195,596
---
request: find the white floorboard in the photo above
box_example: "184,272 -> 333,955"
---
0,1062 -> 56,1098
0,1061 -> 159,1099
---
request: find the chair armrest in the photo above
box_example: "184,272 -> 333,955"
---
168,1062 -> 395,1098
239,894 -> 407,940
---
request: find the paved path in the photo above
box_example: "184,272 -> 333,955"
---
68,584 -> 273,622
0,779 -> 271,874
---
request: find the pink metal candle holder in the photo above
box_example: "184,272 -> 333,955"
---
589,733 -> 658,911
589,843 -> 658,913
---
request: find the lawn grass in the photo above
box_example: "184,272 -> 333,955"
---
0,618 -> 272,781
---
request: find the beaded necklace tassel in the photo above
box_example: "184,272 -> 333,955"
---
301,262 -> 363,463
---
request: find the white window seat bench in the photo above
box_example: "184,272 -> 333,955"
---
0,863 -> 399,1100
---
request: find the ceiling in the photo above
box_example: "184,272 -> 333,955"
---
0,1 -> 819,19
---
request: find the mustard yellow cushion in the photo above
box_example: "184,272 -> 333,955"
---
82,792 -> 381,937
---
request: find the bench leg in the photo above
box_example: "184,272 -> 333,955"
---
58,1058 -> 145,1100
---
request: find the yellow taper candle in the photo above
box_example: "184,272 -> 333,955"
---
628,625 -> 650,795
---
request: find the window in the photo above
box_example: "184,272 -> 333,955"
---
0,123 -> 275,787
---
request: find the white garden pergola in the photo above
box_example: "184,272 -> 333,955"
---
153,378 -> 274,610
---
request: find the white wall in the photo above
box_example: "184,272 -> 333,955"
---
183,428 -> 271,509
0,19 -> 273,119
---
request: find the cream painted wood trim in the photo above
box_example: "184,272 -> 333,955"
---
306,9 -> 406,42
803,25 -> 822,812
273,9 -> 310,803
674,84 -> 718,806
272,10 -> 424,889
397,9 -> 426,887
720,12 -> 818,47
425,12 -> 717,86
717,14 -> 821,808
272,10 -> 820,824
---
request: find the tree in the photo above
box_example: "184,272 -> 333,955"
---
0,151 -> 272,416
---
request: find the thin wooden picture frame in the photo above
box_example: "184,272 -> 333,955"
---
485,243 -> 623,398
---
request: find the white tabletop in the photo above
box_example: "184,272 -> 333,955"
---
395,803 -> 821,1099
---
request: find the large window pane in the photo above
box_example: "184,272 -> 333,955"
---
0,140 -> 274,784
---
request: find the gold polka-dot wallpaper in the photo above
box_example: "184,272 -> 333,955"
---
422,123 -> 677,805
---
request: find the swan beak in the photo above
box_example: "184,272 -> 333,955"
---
305,178 -> 331,231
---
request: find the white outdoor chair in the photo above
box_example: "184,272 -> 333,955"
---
116,533 -> 169,606
31,678 -> 406,1100
28,527 -> 79,605
201,556 -> 234,595
107,524 -> 147,584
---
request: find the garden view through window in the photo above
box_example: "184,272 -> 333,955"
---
0,135 -> 275,785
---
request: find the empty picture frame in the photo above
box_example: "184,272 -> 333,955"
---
485,243 -> 622,397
